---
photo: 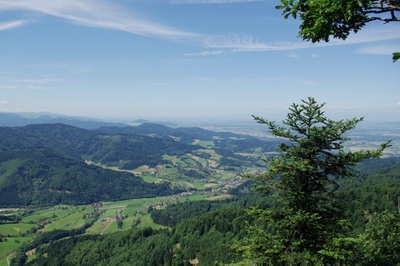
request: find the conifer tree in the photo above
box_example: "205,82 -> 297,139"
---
242,97 -> 390,265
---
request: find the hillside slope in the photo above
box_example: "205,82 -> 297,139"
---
0,123 -> 279,207
0,149 -> 176,207
0,124 -> 200,169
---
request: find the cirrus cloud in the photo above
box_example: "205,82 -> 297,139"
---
0,20 -> 27,30
1,0 -> 399,53
0,0 -> 201,41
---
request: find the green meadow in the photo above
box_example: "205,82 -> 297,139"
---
0,236 -> 31,265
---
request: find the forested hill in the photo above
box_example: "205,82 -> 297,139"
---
0,123 -> 200,207
0,148 -> 176,207
0,123 -> 200,168
0,123 -> 279,207
0,124 -> 95,157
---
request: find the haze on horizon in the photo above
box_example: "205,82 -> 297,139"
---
0,0 -> 399,122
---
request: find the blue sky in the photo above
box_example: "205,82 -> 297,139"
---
0,0 -> 399,122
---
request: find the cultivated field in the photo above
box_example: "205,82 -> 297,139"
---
0,193 -> 220,263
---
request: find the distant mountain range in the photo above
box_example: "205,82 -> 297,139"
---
0,112 -> 179,129
0,112 -> 127,129
95,123 -> 279,153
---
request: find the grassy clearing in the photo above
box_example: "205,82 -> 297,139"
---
43,209 -> 90,232
190,180 -> 219,190
206,194 -> 233,201
121,215 -> 135,230
136,213 -> 165,230
141,174 -> 163,183
194,140 -> 214,148
203,183 -> 218,188
21,213 -> 54,224
20,206 -> 72,224
177,194 -> 209,202
86,220 -> 112,234
0,223 -> 34,236
85,197 -> 173,234
0,236 -> 31,265
101,220 -> 119,234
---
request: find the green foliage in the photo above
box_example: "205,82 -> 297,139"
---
276,0 -> 400,61
11,220 -> 96,265
362,210 -> 400,265
151,195 -> 261,227
172,208 -> 248,265
337,158 -> 400,234
277,0 -> 400,43
243,97 -> 389,264
117,219 -> 123,229
393,52 -> 400,62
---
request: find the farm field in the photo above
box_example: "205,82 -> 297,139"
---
0,236 -> 31,265
0,193 -> 219,263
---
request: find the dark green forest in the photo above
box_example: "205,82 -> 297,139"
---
0,123 -> 200,169
0,149 -> 177,206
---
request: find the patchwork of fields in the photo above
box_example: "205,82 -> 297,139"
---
0,193 -> 215,264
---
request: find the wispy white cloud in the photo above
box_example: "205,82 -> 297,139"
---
202,34 -> 313,51
0,20 -> 27,30
0,1 -> 314,53
0,85 -> 19,89
339,25 -> 400,44
28,62 -> 92,74
0,0 -> 201,41
169,0 -> 263,4
0,100 -> 8,105
12,79 -> 59,84
184,50 -> 224,56
0,78 -> 55,90
295,80 -> 316,86
1,0 -> 399,53
200,25 -> 400,52
355,44 -> 399,55
0,84 -> 46,90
